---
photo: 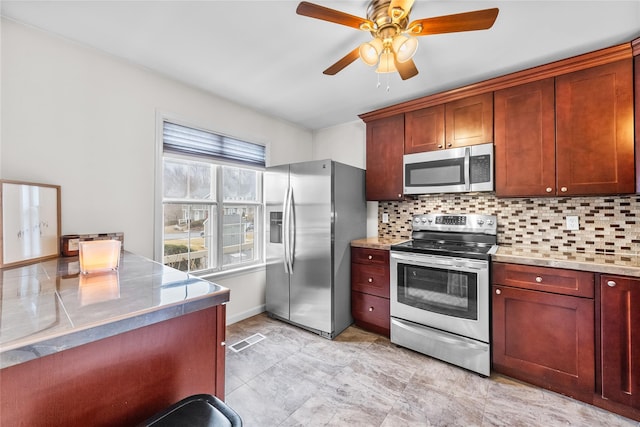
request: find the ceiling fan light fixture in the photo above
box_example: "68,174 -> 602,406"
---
359,38 -> 383,66
392,35 -> 418,62
376,50 -> 397,73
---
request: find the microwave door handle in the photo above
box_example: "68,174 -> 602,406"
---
464,147 -> 471,191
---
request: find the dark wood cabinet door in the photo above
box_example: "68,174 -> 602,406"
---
555,59 -> 635,195
494,79 -> 556,197
601,275 -> 640,409
492,284 -> 595,401
366,115 -> 405,200
404,105 -> 445,153
352,291 -> 390,337
445,92 -> 493,148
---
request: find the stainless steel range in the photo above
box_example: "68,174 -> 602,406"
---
390,213 -> 497,376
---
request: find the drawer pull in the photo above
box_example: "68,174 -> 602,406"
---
535,276 -> 543,283
546,187 -> 552,193
368,278 -> 373,283
495,289 -> 502,295
607,280 -> 617,287
368,255 -> 373,260
368,306 -> 374,312
560,187 -> 568,192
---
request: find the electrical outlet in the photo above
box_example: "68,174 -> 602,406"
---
565,215 -> 579,231
382,213 -> 389,223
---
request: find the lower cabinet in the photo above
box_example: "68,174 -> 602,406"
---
601,275 -> 640,409
492,263 -> 595,401
351,246 -> 390,336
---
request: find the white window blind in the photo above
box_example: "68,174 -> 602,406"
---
163,121 -> 265,167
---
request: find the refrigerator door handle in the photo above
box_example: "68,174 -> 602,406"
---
282,186 -> 291,274
289,189 -> 296,272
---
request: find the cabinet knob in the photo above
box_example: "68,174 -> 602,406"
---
438,144 -> 443,148
546,187 -> 553,193
495,289 -> 502,295
368,277 -> 373,283
368,255 -> 373,260
368,306 -> 374,312
607,280 -> 617,287
560,187 -> 568,192
221,341 -> 226,347
398,194 -> 402,198
535,276 -> 543,283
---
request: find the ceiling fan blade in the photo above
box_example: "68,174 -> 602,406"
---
323,47 -> 360,75
297,1 -> 374,31
389,0 -> 415,22
408,8 -> 499,36
395,57 -> 419,80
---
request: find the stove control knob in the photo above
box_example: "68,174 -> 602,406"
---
427,218 -> 433,223
477,219 -> 485,225
421,217 -> 428,223
486,219 -> 494,225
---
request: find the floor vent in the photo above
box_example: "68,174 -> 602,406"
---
229,333 -> 266,353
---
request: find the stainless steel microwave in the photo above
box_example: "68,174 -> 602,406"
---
403,142 -> 494,195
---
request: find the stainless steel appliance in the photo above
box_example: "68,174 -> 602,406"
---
403,142 -> 494,195
390,213 -> 497,376
265,159 -> 366,339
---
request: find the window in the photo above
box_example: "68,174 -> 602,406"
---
159,121 -> 265,274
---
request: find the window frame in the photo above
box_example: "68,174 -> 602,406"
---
154,114 -> 266,277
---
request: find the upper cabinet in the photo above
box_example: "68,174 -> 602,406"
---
365,115 -> 404,201
555,59 -> 635,196
495,78 -> 556,196
405,93 -> 493,154
405,105 -> 444,153
496,59 -> 635,197
445,93 -> 494,148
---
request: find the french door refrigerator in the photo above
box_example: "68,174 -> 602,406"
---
265,159 -> 366,339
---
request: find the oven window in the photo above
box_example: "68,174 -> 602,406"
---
397,263 -> 478,320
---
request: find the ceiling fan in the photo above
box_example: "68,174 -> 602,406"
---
296,0 -> 499,80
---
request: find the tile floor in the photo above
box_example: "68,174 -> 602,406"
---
225,313 -> 639,427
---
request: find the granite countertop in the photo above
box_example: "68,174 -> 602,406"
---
351,237 -> 409,250
0,251 -> 229,369
493,246 -> 640,278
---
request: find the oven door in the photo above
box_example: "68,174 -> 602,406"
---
390,251 -> 489,343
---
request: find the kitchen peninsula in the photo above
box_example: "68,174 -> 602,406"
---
0,251 -> 229,426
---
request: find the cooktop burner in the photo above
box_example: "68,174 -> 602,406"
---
391,213 -> 498,260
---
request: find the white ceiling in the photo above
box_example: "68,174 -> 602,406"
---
2,1 -> 640,130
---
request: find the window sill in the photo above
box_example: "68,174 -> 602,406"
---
195,263 -> 266,281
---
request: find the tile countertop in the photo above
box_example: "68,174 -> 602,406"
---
0,251 -> 229,369
493,246 -> 640,278
351,237 -> 409,251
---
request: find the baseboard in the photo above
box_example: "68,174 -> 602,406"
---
227,304 -> 266,325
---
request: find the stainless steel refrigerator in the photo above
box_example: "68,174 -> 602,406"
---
265,159 -> 366,339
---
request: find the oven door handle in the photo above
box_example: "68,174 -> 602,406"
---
391,252 -> 487,272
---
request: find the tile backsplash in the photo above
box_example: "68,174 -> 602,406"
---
379,193 -> 640,255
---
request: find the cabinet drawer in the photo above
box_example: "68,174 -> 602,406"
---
351,263 -> 389,298
351,247 -> 389,266
492,262 -> 594,298
352,291 -> 390,337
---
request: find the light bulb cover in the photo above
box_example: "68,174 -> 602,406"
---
376,51 -> 397,73
359,38 -> 383,66
392,35 -> 418,63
